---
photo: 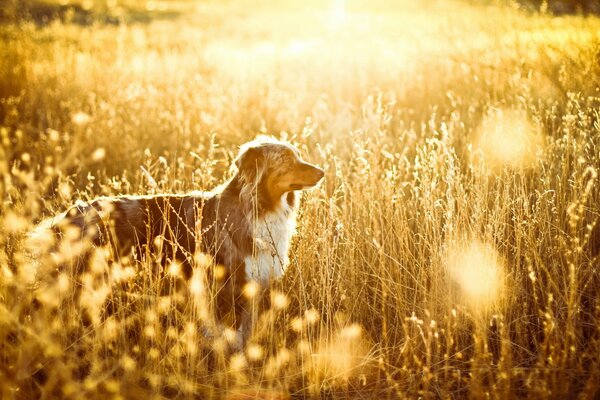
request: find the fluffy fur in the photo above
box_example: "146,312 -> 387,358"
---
41,136 -> 324,331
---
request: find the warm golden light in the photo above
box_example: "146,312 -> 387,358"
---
475,109 -> 544,169
71,111 -> 91,126
448,241 -> 503,306
246,344 -> 264,361
270,291 -> 289,310
111,263 -> 136,283
189,272 -> 205,295
167,261 -> 182,277
329,0 -> 348,30
5,0 -> 597,396
243,281 -> 260,299
91,148 -> 106,161
308,323 -> 370,384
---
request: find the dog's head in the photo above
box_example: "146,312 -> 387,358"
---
235,136 -> 324,205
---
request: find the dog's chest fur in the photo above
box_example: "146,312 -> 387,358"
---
244,194 -> 296,286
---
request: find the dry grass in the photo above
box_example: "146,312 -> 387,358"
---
1,0 -> 600,398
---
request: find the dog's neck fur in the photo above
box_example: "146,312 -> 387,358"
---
218,173 -> 298,285
202,173 -> 298,287
244,192 -> 296,285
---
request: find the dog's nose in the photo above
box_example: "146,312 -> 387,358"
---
315,167 -> 325,180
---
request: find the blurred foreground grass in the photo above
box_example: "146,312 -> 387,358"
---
1,1 -> 600,398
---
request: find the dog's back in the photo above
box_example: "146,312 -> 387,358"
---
52,194 -> 202,277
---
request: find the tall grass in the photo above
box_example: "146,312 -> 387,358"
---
1,1 -> 599,398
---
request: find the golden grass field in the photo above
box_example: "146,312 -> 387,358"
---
1,0 -> 600,398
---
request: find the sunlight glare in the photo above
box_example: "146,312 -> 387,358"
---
448,241 -> 503,306
310,323 -> 369,383
329,0 -> 348,30
475,109 -> 543,169
167,261 -> 182,277
243,281 -> 260,299
71,111 -> 91,126
189,272 -> 205,295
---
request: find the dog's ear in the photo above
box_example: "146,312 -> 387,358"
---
235,146 -> 262,170
235,146 -> 265,184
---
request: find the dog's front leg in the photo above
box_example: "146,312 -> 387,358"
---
236,287 -> 265,350
236,309 -> 252,350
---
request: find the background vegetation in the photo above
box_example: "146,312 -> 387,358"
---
1,0 -> 599,398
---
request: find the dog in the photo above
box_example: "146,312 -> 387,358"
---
36,136 -> 324,335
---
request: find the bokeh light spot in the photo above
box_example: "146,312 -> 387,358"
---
448,241 -> 503,306
475,109 -> 544,169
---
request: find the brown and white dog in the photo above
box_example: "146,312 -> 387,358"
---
39,136 -> 324,334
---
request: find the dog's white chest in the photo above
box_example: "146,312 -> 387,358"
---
245,201 -> 295,286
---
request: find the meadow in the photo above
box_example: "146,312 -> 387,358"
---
1,0 -> 600,398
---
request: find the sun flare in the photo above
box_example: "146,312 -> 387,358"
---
329,0 -> 348,30
448,241 -> 504,306
475,109 -> 544,169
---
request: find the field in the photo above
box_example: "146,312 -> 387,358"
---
1,0 -> 600,398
